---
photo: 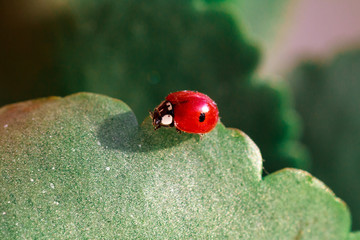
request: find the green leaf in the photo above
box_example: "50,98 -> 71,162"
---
0,93 -> 353,239
349,232 -> 360,240
202,0 -> 294,49
290,49 -> 360,231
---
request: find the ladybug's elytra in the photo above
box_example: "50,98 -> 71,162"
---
150,90 -> 219,134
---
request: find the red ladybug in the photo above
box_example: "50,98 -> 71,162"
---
151,90 -> 219,134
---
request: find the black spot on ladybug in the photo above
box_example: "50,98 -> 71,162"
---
199,113 -> 206,122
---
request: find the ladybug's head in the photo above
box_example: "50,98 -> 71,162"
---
151,109 -> 162,129
150,101 -> 174,130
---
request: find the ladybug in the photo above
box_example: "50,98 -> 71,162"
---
150,90 -> 219,134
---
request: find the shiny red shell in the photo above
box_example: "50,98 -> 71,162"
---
166,90 -> 219,134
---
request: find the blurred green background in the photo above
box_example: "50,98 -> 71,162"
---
1,0 -> 359,230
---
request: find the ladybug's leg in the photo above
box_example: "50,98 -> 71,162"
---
199,133 -> 205,140
176,128 -> 182,134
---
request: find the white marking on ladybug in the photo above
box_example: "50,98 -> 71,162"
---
166,102 -> 173,111
201,105 -> 209,113
161,114 -> 173,125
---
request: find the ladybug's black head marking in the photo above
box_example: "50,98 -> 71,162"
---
199,112 -> 206,122
154,117 -> 161,126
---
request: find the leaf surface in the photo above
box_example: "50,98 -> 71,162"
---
0,93 -> 352,239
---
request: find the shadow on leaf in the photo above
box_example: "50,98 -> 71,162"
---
97,112 -> 194,152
